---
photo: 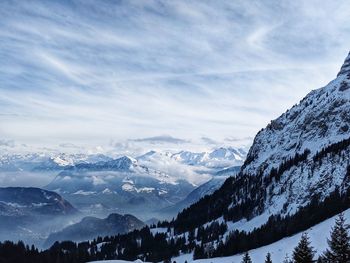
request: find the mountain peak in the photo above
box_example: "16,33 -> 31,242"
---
337,51 -> 350,77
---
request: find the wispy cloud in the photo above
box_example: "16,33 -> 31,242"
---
0,139 -> 15,148
0,0 -> 350,149
131,135 -> 189,144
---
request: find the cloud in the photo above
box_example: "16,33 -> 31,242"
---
131,135 -> 189,144
225,136 -> 254,142
0,171 -> 56,188
0,0 -> 350,148
58,143 -> 81,149
201,137 -> 218,145
0,139 -> 15,148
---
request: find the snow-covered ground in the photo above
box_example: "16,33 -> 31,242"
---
89,260 -> 146,263
88,208 -> 350,263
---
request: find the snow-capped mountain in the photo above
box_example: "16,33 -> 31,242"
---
135,147 -> 246,185
1,147 -> 245,219
172,147 -> 246,169
238,52 -> 350,216
45,156 -> 196,219
0,152 -> 112,172
173,51 -> 350,237
5,53 -> 350,263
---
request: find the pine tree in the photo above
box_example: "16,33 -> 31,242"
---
283,254 -> 293,263
293,232 -> 315,263
323,213 -> 350,263
241,251 -> 252,263
265,252 -> 273,263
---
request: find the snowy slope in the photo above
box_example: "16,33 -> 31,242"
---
174,208 -> 350,263
243,52 -> 350,176
244,52 -> 350,176
229,51 -> 350,217
89,209 -> 350,263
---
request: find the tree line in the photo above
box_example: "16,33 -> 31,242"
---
240,213 -> 350,263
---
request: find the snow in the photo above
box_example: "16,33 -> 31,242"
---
121,184 -> 154,193
171,147 -> 246,169
53,156 -> 73,166
136,187 -> 155,193
72,190 -> 96,195
87,209 -> 350,263
150,227 -> 168,235
172,209 -> 350,263
88,260 -> 146,263
102,188 -> 113,194
122,183 -> 135,192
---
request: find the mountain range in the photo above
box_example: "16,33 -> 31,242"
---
2,51 -> 350,262
27,51 -> 350,262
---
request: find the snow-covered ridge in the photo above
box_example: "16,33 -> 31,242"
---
338,51 -> 350,77
244,52 -> 350,175
234,51 -> 350,217
171,147 -> 246,168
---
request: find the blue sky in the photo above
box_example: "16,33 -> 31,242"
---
1,0 -> 350,151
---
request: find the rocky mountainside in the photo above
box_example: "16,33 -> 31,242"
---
44,213 -> 145,247
239,52 -> 350,216
174,51 -> 350,231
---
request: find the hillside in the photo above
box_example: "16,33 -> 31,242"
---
85,207 -> 350,262
174,51 -> 350,232
45,213 -> 145,247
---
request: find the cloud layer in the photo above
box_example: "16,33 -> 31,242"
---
1,0 -> 350,149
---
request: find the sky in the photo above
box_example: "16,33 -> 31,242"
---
1,0 -> 350,153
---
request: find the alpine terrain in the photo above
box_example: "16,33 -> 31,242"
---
3,52 -> 349,263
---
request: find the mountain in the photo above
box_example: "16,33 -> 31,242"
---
215,165 -> 241,176
0,187 -> 77,217
45,156 -> 196,219
159,176 -> 228,216
0,187 -> 78,247
174,51 -> 350,232
171,147 -> 246,169
0,152 -> 112,172
44,213 -> 145,247
3,52 -> 350,263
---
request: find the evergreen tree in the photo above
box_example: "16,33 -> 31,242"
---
323,213 -> 350,263
241,251 -> 252,263
283,254 -> 293,263
265,252 -> 273,263
293,232 -> 315,263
